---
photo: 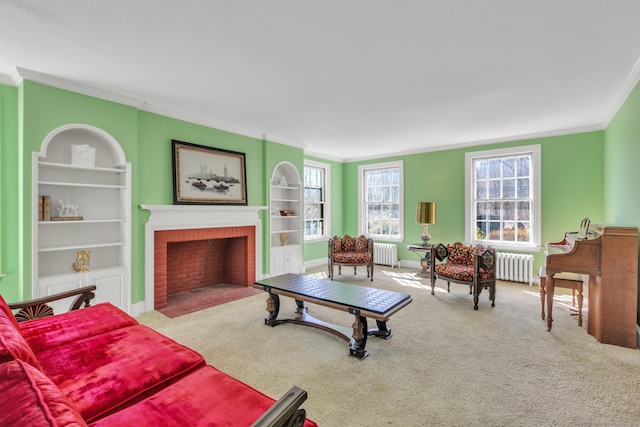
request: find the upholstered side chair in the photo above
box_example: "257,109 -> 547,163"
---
328,235 -> 374,281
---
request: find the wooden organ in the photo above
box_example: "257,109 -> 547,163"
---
542,223 -> 638,348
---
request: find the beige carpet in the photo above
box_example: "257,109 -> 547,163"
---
137,266 -> 640,426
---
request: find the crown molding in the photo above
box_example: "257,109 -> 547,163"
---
339,123 -> 605,163
16,67 -> 145,108
140,103 -> 306,150
0,69 -> 22,86
601,56 -> 640,128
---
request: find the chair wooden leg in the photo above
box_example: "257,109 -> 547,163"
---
353,266 -> 357,275
539,276 -> 546,320
576,283 -> 583,327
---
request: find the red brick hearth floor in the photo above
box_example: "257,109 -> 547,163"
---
158,284 -> 262,318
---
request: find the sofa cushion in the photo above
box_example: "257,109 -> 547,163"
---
36,324 -> 206,423
341,234 -> 356,252
447,242 -> 473,265
0,303 -> 43,370
20,303 -> 139,353
333,252 -> 372,264
355,235 -> 369,252
435,263 -> 494,282
0,294 -> 21,330
89,365 -> 318,427
0,360 -> 87,427
332,236 -> 342,253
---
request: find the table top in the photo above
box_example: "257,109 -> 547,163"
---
406,244 -> 432,250
253,273 -> 412,316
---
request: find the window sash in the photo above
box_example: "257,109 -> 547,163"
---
304,162 -> 329,240
359,161 -> 403,241
465,145 -> 540,250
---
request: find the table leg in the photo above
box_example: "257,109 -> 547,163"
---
349,313 -> 368,360
264,292 -> 280,326
370,320 -> 393,339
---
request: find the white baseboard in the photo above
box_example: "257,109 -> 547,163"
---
129,301 -> 148,317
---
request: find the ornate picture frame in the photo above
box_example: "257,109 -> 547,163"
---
172,139 -> 247,205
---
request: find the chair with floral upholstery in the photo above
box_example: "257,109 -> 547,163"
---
429,242 -> 496,310
328,235 -> 374,281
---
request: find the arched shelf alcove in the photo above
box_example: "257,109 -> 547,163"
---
269,161 -> 302,275
32,123 -> 131,313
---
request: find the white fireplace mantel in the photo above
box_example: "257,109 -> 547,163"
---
140,204 -> 268,313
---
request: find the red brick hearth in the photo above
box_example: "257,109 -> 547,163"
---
154,226 -> 256,309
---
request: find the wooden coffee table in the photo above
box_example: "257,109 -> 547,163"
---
253,273 -> 412,359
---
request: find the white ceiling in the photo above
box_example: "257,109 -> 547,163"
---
2,1 -> 640,161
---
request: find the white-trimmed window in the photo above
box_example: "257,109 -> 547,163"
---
358,160 -> 404,241
303,160 -> 330,241
465,145 -> 541,251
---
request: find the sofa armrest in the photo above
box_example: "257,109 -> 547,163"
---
251,385 -> 308,427
8,285 -> 97,322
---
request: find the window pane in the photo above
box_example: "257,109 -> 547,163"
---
502,158 -> 515,178
476,181 -> 487,199
517,201 -> 530,221
503,201 -> 515,220
503,179 -> 515,198
488,181 -> 501,199
503,222 -> 516,241
488,159 -> 501,178
475,160 -> 487,179
517,222 -> 530,242
517,156 -> 530,176
517,178 -> 529,198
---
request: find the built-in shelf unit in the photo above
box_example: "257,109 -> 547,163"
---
32,124 -> 131,313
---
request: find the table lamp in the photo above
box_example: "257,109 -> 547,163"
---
416,202 -> 436,244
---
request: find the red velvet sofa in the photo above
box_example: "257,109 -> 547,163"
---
0,287 -> 316,427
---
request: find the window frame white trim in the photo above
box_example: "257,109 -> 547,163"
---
358,160 -> 404,242
303,159 -> 331,242
465,144 -> 541,252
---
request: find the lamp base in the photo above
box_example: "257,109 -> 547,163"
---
420,234 -> 431,244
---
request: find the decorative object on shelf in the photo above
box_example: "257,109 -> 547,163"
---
172,139 -> 247,205
56,198 -> 79,217
416,202 -> 436,244
72,250 -> 91,273
271,208 -> 281,216
279,210 -> 295,216
279,232 -> 288,246
71,144 -> 97,167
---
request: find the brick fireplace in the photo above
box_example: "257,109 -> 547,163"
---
154,226 -> 255,309
141,205 -> 267,312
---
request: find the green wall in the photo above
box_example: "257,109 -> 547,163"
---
604,79 -> 640,324
1,76 -> 637,314
0,84 -> 20,301
342,132 -> 605,273
302,155 -> 345,262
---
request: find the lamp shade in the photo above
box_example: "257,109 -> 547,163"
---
416,202 -> 436,224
